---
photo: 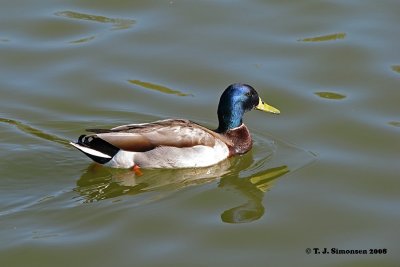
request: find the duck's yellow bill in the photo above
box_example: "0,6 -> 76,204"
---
255,97 -> 280,114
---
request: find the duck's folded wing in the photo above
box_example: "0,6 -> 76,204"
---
86,119 -> 224,152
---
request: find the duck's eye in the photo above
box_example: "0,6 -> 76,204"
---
245,92 -> 252,97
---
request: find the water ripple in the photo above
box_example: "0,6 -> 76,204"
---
390,65 -> 400,74
55,11 -> 136,30
128,79 -> 192,97
299,32 -> 346,42
314,91 -> 346,100
0,117 -> 70,147
69,35 -> 96,44
53,10 -> 136,44
388,121 -> 400,128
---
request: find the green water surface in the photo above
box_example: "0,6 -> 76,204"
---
0,1 -> 399,267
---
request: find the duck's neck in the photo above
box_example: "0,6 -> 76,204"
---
217,104 -> 245,133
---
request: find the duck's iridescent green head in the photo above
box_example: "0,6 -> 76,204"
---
217,83 -> 280,133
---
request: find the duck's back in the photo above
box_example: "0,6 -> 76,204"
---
73,119 -> 232,168
89,119 -> 220,152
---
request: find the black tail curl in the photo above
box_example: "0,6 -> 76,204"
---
77,135 -> 120,164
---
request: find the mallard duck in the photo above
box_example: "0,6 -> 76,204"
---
70,83 -> 280,169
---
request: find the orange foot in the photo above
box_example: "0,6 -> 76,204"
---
132,164 -> 143,176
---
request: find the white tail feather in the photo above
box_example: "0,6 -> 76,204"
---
70,142 -> 111,158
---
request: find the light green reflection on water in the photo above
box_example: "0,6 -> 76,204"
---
314,91 -> 346,100
388,121 -> 400,127
220,165 -> 289,224
55,11 -> 136,30
299,32 -> 346,42
128,79 -> 192,96
70,35 -> 96,44
391,65 -> 400,74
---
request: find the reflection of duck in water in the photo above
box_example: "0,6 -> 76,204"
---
75,152 -> 288,224
70,83 -> 279,169
75,159 -> 232,202
219,165 -> 289,224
